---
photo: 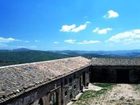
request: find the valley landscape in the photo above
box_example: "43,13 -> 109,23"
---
1,49 -> 140,105
1,48 -> 140,66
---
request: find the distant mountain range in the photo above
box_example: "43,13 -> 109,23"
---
53,50 -> 140,58
0,48 -> 140,66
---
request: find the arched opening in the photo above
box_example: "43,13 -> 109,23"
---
29,98 -> 44,105
50,91 -> 58,105
38,98 -> 44,105
70,90 -> 73,100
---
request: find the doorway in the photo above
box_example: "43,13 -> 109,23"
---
82,72 -> 86,86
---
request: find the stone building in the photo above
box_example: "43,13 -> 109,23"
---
0,57 -> 90,105
90,57 -> 140,83
0,56 -> 140,105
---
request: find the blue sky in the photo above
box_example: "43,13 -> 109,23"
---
0,0 -> 140,51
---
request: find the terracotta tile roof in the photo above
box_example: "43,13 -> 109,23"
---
0,56 -> 90,103
92,57 -> 140,66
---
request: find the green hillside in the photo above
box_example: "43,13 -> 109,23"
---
1,49 -> 140,66
0,50 -> 73,66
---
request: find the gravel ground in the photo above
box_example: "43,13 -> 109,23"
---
90,84 -> 140,105
73,84 -> 140,105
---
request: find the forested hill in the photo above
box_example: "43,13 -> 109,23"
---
0,49 -> 140,66
0,49 -> 74,66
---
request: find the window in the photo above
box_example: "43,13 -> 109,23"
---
69,77 -> 72,83
74,74 -> 76,79
64,78 -> 68,85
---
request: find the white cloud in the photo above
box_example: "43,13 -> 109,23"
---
64,39 -> 76,44
107,29 -> 140,44
78,40 -> 100,44
53,41 -> 59,44
64,39 -> 100,45
93,27 -> 112,34
60,21 -> 90,32
104,10 -> 119,19
60,24 -> 76,32
34,40 -> 40,43
0,37 -> 16,43
71,24 -> 87,32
